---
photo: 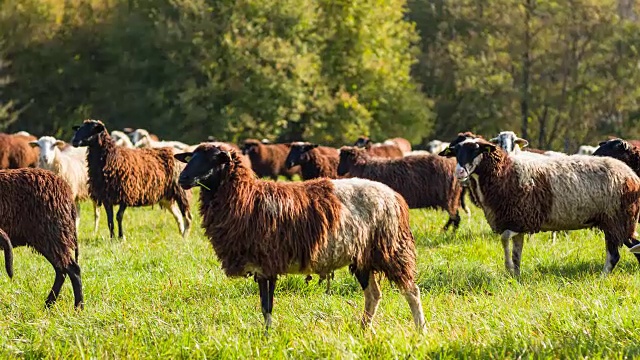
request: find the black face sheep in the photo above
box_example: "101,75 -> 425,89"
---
175,144 -> 425,332
442,138 -> 640,275
338,146 -> 463,231
353,136 -> 404,158
0,168 -> 83,308
241,139 -> 300,180
285,142 -> 340,180
71,120 -> 192,239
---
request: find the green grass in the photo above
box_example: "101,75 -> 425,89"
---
1,191 -> 640,359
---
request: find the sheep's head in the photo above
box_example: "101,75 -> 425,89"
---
241,139 -> 262,155
285,142 -> 317,169
441,138 -> 497,182
175,144 -> 233,191
337,146 -> 366,176
129,129 -> 150,147
354,136 -> 372,148
593,139 -> 634,163
489,131 -> 528,154
29,136 -> 65,167
71,120 -> 107,147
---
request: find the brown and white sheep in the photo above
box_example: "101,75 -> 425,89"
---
338,146 -> 463,231
71,120 -> 192,239
0,168 -> 83,308
354,136 -> 404,158
175,144 -> 425,332
241,138 -> 300,180
442,138 -> 640,275
29,136 -> 100,232
285,142 -> 340,180
0,133 -> 39,169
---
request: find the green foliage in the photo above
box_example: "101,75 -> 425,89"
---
0,0 -> 433,145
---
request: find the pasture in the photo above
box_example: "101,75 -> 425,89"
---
1,194 -> 639,358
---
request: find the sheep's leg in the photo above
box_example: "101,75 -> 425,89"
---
500,230 -> 518,273
66,261 -> 83,309
92,201 -> 100,234
257,276 -> 276,332
45,267 -> 66,308
551,231 -> 557,244
603,236 -> 621,275
75,201 -> 81,230
116,204 -> 127,239
104,203 -> 115,238
361,272 -> 381,329
177,198 -> 191,238
325,272 -> 334,294
168,202 -> 186,238
401,282 -> 426,332
511,233 -> 525,277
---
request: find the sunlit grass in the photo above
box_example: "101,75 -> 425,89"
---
1,190 -> 639,358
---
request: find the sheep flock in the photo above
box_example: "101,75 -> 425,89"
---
1,122 -> 639,334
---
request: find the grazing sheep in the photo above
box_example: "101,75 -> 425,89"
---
353,136 -> 404,158
29,136 -> 100,232
577,145 -> 598,155
339,146 -> 463,231
127,128 -> 189,151
0,133 -> 39,169
110,131 -> 135,148
175,144 -> 425,331
71,120 -> 192,239
441,138 -> 640,275
425,140 -> 450,155
285,142 -> 340,180
241,138 -> 300,180
0,168 -> 83,308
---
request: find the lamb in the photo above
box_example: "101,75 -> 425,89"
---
241,138 -> 300,180
0,168 -> 83,308
0,133 -> 39,169
285,142 -> 340,180
174,144 -> 425,331
127,128 -> 189,151
353,136 -> 404,158
338,146 -> 463,231
110,130 -> 135,148
577,145 -> 598,155
71,120 -> 192,239
29,136 -> 100,232
442,138 -> 640,275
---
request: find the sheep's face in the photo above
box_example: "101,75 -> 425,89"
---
593,139 -> 633,163
241,141 -> 261,155
72,120 -> 106,147
337,146 -> 364,176
354,136 -> 371,148
285,142 -> 317,168
175,146 -> 232,190
445,139 -> 496,181
29,137 -> 65,167
489,131 -> 529,154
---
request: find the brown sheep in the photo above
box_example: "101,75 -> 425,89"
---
175,144 -> 426,332
354,136 -> 404,158
71,120 -> 192,239
0,133 -> 39,169
0,168 -> 83,308
241,138 -> 300,180
285,142 -> 340,180
339,146 -> 463,231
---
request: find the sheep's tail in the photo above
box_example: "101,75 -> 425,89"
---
0,228 -> 14,278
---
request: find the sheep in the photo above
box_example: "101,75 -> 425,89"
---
285,142 -> 340,180
353,136 -> 404,158
425,140 -> 450,154
123,127 -> 160,142
577,145 -> 598,155
383,137 -> 412,153
488,131 -> 554,157
0,133 -> 39,169
174,143 -> 425,332
127,128 -> 189,151
71,120 -> 192,239
441,138 -> 640,275
0,168 -> 83,308
110,130 -> 135,148
29,136 -> 100,232
338,146 -> 463,231
241,138 -> 300,180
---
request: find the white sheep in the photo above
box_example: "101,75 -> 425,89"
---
110,130 -> 135,148
425,140 -> 450,154
127,128 -> 189,151
29,136 -> 100,232
577,145 -> 598,155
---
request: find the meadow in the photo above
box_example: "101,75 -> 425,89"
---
1,191 -> 640,359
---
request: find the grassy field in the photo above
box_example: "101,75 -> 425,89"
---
1,190 -> 640,359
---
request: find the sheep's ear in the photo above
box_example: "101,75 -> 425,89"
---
514,138 -> 529,148
54,140 -> 66,149
217,151 -> 232,164
598,141 -> 607,147
174,152 -> 193,163
72,125 -> 80,131
28,141 -> 40,148
123,127 -> 134,134
310,144 -> 319,149
489,137 -> 499,144
438,147 -> 454,157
